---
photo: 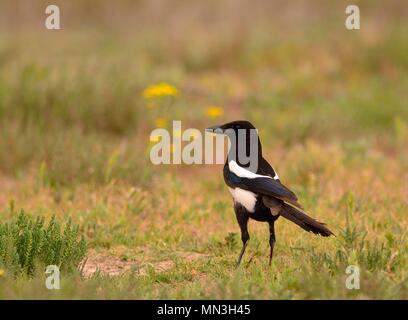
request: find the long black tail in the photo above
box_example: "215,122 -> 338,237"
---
280,203 -> 333,237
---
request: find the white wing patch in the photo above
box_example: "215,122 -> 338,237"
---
229,160 -> 279,180
228,187 -> 257,212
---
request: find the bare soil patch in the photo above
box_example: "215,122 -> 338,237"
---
81,249 -> 208,278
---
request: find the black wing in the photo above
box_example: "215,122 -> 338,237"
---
257,157 -> 279,179
243,177 -> 303,209
225,169 -> 303,209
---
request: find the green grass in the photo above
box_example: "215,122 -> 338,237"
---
0,1 -> 407,299
0,210 -> 86,277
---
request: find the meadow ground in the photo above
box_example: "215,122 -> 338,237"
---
0,1 -> 407,299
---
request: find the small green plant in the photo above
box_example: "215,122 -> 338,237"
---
308,192 -> 402,274
224,232 -> 238,250
0,210 -> 87,277
340,192 -> 366,248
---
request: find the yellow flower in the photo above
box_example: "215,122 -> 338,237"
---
155,117 -> 168,128
0,269 -> 5,277
206,105 -> 224,118
142,83 -> 179,99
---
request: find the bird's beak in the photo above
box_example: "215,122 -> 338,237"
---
205,124 -> 224,134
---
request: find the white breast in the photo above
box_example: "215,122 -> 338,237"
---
228,187 -> 257,212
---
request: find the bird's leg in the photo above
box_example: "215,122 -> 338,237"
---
235,207 -> 249,268
236,236 -> 249,267
268,221 -> 276,266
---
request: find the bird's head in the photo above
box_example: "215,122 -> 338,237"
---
206,120 -> 262,171
205,120 -> 256,136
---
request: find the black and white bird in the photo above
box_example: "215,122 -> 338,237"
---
206,120 -> 333,267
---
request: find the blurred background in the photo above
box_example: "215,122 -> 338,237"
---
0,0 -> 407,299
0,0 -> 407,185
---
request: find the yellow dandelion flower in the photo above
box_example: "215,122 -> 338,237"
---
155,117 -> 168,128
142,83 -> 179,99
0,269 -> 5,277
206,105 -> 224,118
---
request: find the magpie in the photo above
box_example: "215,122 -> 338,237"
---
206,120 -> 333,267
